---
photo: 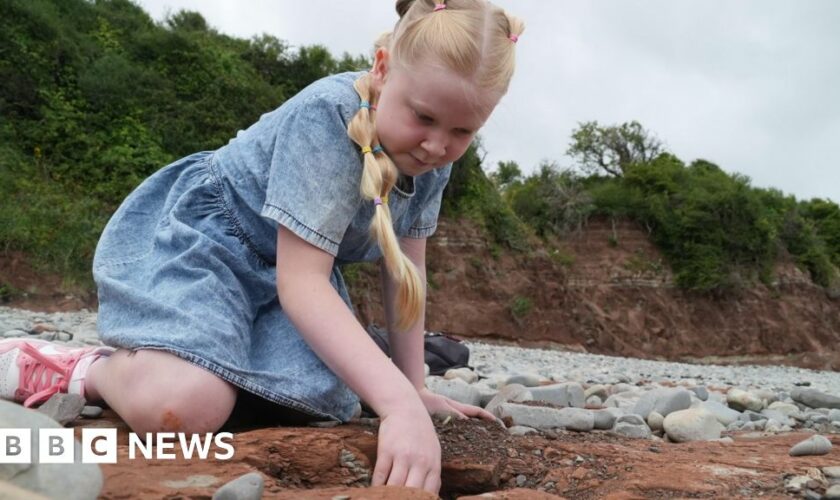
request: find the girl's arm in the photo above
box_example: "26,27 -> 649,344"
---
275,226 -> 423,418
380,236 -> 427,389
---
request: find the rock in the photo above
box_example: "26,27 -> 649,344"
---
505,372 -> 545,387
753,388 -> 778,405
767,401 -> 801,418
632,388 -> 692,419
529,382 -> 585,408
0,401 -> 102,499
789,435 -> 833,456
424,364 -> 430,377
612,421 -> 652,439
824,466 -> 840,479
689,386 -> 709,401
647,411 -> 664,432
3,329 -> 29,338
826,485 -> 840,500
485,384 -> 532,417
663,409 -> 724,442
592,409 -> 618,430
829,409 -> 840,422
36,393 -> 86,426
584,384 -> 608,400
212,472 -> 264,500
726,388 -> 764,412
425,377 -> 482,407
585,395 -> 602,407
80,406 -> 103,419
507,426 -> 537,436
786,475 -> 816,493
699,400 -> 742,426
791,388 -> 840,409
497,403 -> 594,431
616,414 -> 646,426
610,383 -> 635,395
515,474 -> 527,487
0,480 -> 48,499
444,367 -> 478,384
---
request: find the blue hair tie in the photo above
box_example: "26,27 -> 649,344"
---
359,101 -> 370,109
372,145 -> 384,154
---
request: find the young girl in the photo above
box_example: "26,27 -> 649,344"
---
1,0 -> 523,493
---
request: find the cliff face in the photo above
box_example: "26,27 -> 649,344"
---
350,217 -> 840,371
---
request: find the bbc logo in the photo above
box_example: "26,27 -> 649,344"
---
1,428 -> 118,464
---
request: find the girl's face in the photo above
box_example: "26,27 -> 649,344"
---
370,48 -> 502,177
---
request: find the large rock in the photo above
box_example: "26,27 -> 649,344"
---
699,400 -> 742,426
497,403 -> 594,431
632,388 -> 692,419
726,388 -> 764,412
663,409 -> 724,443
791,388 -> 840,409
789,435 -> 833,456
528,383 -> 585,408
0,401 -> 102,500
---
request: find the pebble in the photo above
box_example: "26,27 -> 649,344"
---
584,384 -> 609,400
612,421 -> 651,439
726,388 -> 764,412
647,411 -> 664,432
529,382 -> 585,408
0,401 -> 102,499
632,388 -> 692,419
444,367 -> 478,384
36,393 -> 86,426
663,409 -> 723,442
767,401 -> 801,418
829,409 -> 840,422
508,425 -> 538,436
826,485 -> 840,500
789,435 -> 833,456
425,377 -> 482,407
592,409 -> 619,430
792,388 -> 840,410
824,466 -> 840,479
689,386 -> 709,401
498,403 -> 594,431
80,405 -> 104,419
515,474 -> 527,487
485,384 -> 532,417
505,372 -> 546,387
211,472 -> 264,500
699,400 -> 741,426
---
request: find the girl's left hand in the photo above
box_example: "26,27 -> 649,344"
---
418,388 -> 498,422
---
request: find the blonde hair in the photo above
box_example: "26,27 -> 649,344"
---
347,0 -> 524,331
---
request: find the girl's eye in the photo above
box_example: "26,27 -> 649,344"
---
414,111 -> 434,124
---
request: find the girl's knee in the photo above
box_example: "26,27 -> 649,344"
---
116,350 -> 237,434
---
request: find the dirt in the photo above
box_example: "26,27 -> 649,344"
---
70,410 -> 839,499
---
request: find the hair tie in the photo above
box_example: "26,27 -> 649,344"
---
433,3 -> 446,11
509,34 -> 519,43
359,101 -> 370,109
361,146 -> 372,155
372,145 -> 384,154
373,195 -> 388,206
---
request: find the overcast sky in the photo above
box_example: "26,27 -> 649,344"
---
137,0 -> 840,203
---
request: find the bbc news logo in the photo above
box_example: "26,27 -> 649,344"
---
0,429 -> 235,464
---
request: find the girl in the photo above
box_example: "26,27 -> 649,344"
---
1,0 -> 523,493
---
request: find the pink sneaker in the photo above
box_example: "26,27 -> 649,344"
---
0,338 -> 114,407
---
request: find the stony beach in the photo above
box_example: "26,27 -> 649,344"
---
2,305 -> 839,498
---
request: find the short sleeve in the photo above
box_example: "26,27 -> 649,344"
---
260,94 -> 363,256
405,164 -> 452,239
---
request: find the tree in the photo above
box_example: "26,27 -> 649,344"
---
490,160 -> 522,191
568,120 -> 664,177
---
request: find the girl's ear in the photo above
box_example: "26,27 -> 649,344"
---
370,47 -> 390,90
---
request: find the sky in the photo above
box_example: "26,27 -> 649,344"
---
136,0 -> 840,203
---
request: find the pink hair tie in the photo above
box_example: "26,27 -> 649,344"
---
433,3 -> 446,11
374,197 -> 383,206
509,34 -> 519,43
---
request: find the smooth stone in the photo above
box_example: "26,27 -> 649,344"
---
826,485 -> 840,500
792,388 -> 840,410
2,329 -> 29,338
80,406 -> 103,419
592,409 -> 618,430
829,409 -> 840,422
632,388 -> 692,419
0,401 -> 102,499
212,472 -> 264,500
505,373 -> 545,388
485,384 -> 532,417
753,388 -> 778,405
700,400 -> 742,426
497,403 -> 594,431
767,401 -> 801,418
424,364 -> 430,377
610,383 -> 635,395
36,393 -> 85,426
612,422 -> 651,439
0,480 -> 48,499
529,382 -> 585,408
444,367 -> 478,384
647,411 -> 665,432
739,410 -> 765,423
824,466 -> 840,479
425,377 -> 482,407
584,384 -> 608,400
586,395 -> 602,407
789,435 -> 833,456
785,475 -> 814,493
603,393 -> 638,410
616,414 -> 646,426
726,388 -> 764,412
663,409 -> 724,442
507,425 -> 538,436
689,386 -> 709,401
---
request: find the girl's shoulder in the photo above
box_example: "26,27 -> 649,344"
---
284,71 -> 366,124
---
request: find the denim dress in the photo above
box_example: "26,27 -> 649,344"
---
92,71 -> 452,421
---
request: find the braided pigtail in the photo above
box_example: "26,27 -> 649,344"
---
347,73 -> 425,332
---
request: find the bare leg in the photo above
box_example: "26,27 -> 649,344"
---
85,349 -> 237,435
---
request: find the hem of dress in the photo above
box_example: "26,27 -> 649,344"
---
114,343 -> 351,421
261,204 -> 340,256
405,224 -> 437,239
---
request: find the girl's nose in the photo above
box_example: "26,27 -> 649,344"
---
421,132 -> 447,159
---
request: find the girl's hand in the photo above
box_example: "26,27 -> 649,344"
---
418,387 -> 498,422
372,407 -> 441,494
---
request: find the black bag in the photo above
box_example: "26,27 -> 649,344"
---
366,324 -> 470,376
